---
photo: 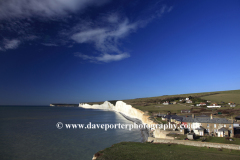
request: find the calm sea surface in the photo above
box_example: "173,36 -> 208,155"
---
0,106 -> 142,160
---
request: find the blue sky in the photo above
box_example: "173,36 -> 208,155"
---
0,0 -> 240,105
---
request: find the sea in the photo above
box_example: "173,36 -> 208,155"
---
0,106 -> 142,160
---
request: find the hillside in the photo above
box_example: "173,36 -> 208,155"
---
121,89 -> 240,117
95,142 -> 240,160
123,90 -> 240,104
86,89 -> 240,117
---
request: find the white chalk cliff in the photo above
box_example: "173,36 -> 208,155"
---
79,101 -> 173,139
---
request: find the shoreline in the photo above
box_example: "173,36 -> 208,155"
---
79,101 -> 173,139
118,112 -> 150,142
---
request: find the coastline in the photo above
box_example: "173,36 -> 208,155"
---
78,101 -> 152,160
118,112 -> 150,142
79,101 -> 174,139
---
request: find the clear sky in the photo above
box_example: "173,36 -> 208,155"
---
0,0 -> 240,105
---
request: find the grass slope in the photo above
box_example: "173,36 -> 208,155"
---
87,89 -> 240,115
96,142 -> 240,160
121,89 -> 240,114
201,90 -> 240,104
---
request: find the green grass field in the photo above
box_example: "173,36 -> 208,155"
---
132,104 -> 191,113
88,89 -> 240,116
123,89 -> 240,104
201,90 -> 240,104
96,142 -> 240,160
200,137 -> 240,145
155,117 -> 167,124
167,134 -> 240,145
120,89 -> 240,115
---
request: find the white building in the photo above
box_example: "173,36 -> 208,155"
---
163,101 -> 169,105
228,102 -> 236,107
207,103 -> 221,108
186,100 -> 192,103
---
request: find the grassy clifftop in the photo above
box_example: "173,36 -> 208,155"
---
201,90 -> 240,104
123,89 -> 240,104
121,89 -> 240,115
95,142 -> 240,160
87,89 -> 240,116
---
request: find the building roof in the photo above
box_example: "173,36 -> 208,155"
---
235,115 -> 240,119
163,114 -> 233,124
163,115 -> 183,121
182,117 -> 232,124
218,127 -> 228,131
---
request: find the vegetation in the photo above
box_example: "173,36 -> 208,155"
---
123,92 -> 218,104
167,133 -> 240,145
201,90 -> 240,104
121,90 -> 240,116
131,104 -> 191,113
155,117 -> 167,124
87,89 -> 240,116
191,136 -> 240,145
96,142 -> 240,160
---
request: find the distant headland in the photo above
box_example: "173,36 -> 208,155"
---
49,104 -> 79,107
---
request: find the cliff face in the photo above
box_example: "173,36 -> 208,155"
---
79,101 -> 148,123
79,101 -> 173,139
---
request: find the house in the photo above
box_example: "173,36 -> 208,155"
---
229,102 -> 236,107
180,128 -> 188,135
181,114 -> 234,137
235,115 -> 240,122
200,102 -> 206,106
207,100 -> 211,103
196,102 -> 207,106
181,110 -> 191,113
186,97 -> 189,101
171,101 -> 177,104
163,101 -> 169,105
207,103 -> 221,108
228,101 -> 234,105
218,127 -> 229,137
162,115 -> 183,124
233,123 -> 240,128
233,122 -> 240,134
194,126 -> 205,136
186,100 -> 192,103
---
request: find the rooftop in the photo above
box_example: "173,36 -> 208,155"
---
235,115 -> 240,119
182,117 -> 232,124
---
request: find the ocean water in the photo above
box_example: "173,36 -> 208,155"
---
0,106 -> 142,160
